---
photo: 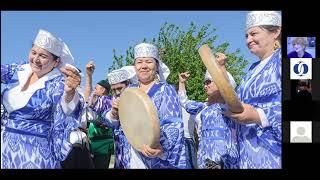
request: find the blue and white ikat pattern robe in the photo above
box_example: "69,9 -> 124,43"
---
181,95 -> 239,169
1,63 -> 83,169
235,49 -> 282,169
89,94 -> 113,115
102,82 -> 188,169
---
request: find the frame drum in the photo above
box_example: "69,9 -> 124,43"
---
198,44 -> 244,113
119,88 -> 160,152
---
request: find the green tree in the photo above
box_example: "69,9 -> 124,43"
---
109,22 -> 249,102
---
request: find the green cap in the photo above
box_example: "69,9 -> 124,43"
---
97,80 -> 110,91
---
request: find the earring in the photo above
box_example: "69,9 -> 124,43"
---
155,74 -> 160,83
274,41 -> 280,51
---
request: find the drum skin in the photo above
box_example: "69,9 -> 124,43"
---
119,88 -> 161,152
198,44 -> 244,113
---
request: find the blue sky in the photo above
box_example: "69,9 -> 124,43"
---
1,11 -> 257,87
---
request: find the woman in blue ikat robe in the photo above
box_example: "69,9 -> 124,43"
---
1,29 -> 83,169
178,53 -> 239,169
103,43 -> 188,169
223,11 -> 282,169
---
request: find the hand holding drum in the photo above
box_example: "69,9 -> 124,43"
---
118,88 -> 161,152
198,44 -> 244,113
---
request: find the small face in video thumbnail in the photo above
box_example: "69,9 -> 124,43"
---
287,37 -> 315,58
295,79 -> 312,100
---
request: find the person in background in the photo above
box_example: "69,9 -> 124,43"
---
83,60 -> 114,169
287,37 -> 313,58
174,83 -> 197,169
100,65 -> 137,168
178,53 -> 239,169
295,79 -> 312,101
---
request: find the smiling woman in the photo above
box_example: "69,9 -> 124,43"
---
134,57 -> 159,85
1,29 -> 84,169
28,45 -> 60,78
224,11 -> 282,169
104,43 -> 188,169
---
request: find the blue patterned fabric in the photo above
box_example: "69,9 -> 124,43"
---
185,101 -> 239,169
1,63 -> 20,84
89,94 -> 112,115
184,137 -> 197,169
103,82 -> 188,169
235,49 -> 282,169
1,63 -> 83,169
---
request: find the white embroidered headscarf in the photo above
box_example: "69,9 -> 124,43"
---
134,43 -> 170,81
107,66 -> 138,85
34,29 -> 74,68
246,11 -> 281,30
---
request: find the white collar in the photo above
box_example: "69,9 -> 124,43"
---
3,64 -> 62,113
259,52 -> 273,65
251,51 -> 275,78
17,64 -> 61,92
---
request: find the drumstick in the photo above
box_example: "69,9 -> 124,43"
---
198,44 -> 244,113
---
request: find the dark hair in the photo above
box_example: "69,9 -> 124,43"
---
260,25 -> 281,41
154,58 -> 160,74
51,53 -> 59,61
120,80 -> 130,86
